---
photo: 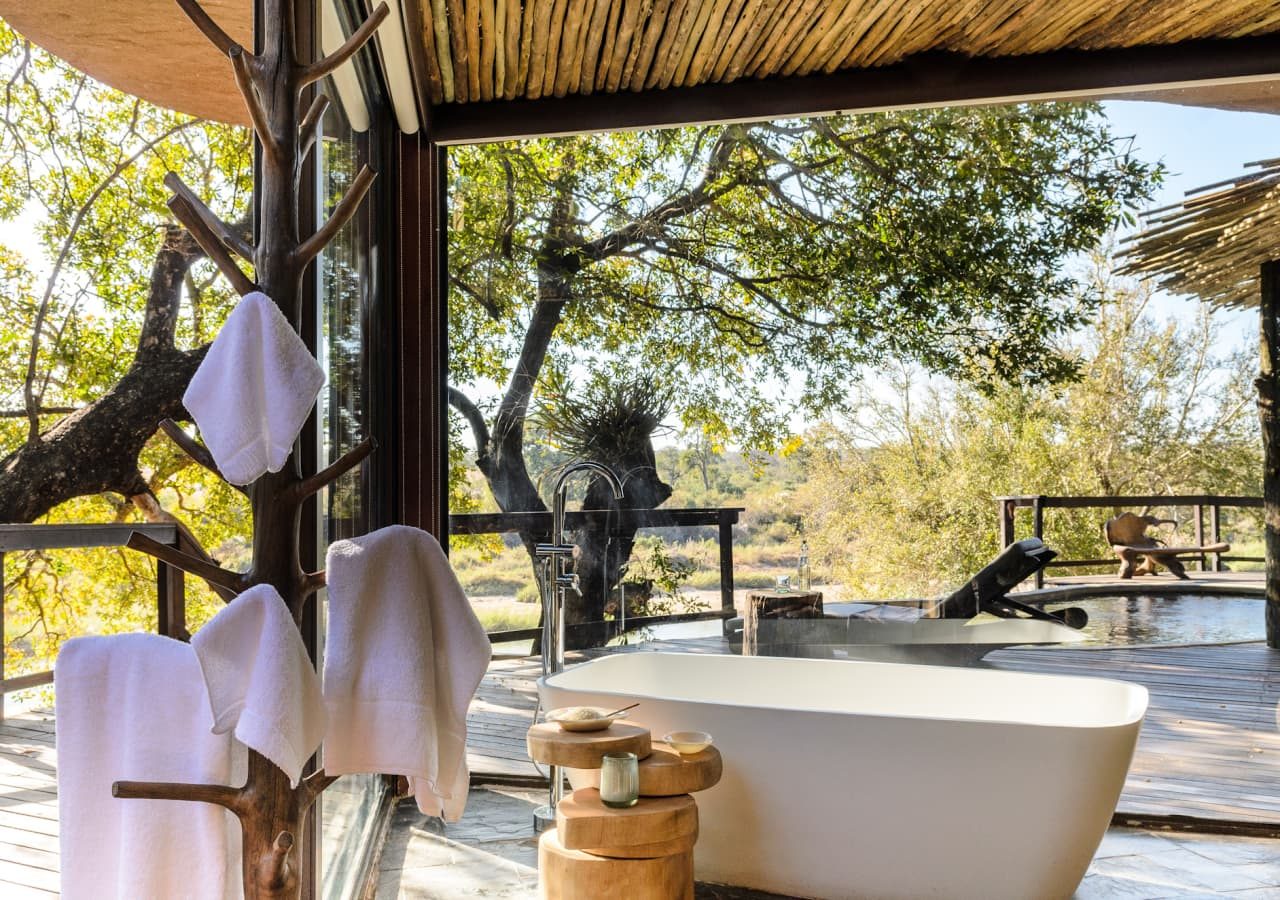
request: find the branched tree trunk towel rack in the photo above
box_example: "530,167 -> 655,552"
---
112,0 -> 387,896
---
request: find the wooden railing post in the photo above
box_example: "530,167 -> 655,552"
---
1193,503 -> 1206,571
1032,496 -> 1045,589
718,510 -> 736,615
998,498 -> 1016,548
1210,504 -> 1223,571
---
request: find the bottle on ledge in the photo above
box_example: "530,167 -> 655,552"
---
797,540 -> 811,592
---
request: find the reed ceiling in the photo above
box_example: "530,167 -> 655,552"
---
410,0 -> 1280,105
2,0 -> 1280,128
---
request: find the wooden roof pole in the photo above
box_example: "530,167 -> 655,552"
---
1260,260 -> 1280,648
110,0 -> 388,896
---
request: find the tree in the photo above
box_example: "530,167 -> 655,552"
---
445,104 -> 1160,641
0,22 -> 252,665
794,254 -> 1260,599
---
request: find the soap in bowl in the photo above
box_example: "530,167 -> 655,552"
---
545,706 -> 630,733
663,731 -> 713,754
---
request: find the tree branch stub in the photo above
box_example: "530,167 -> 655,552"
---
126,531 -> 244,598
167,195 -> 258,296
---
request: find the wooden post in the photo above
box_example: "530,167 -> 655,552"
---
1192,503 -> 1204,571
1259,260 -> 1280,648
718,509 -> 735,613
997,498 -> 1016,549
1210,504 -> 1223,571
111,0 -> 383,895
1031,496 -> 1045,589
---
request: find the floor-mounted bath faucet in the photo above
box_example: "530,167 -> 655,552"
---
533,460 -> 625,833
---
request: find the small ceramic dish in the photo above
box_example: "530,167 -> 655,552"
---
663,731 -> 713,754
545,707 -> 631,732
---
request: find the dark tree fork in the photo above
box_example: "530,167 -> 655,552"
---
111,0 -> 385,896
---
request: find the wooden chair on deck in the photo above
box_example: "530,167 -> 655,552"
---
1104,512 -> 1229,580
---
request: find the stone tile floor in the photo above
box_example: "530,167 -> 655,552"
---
375,786 -> 1280,899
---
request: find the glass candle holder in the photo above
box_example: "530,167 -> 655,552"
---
599,752 -> 639,808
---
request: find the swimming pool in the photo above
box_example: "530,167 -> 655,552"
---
1041,593 -> 1264,646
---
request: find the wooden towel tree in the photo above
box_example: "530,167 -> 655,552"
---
112,0 -> 386,896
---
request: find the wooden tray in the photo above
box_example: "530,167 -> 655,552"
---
526,721 -> 652,769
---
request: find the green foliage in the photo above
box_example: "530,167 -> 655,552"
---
793,256 -> 1260,599
448,104 -> 1160,481
535,370 -> 673,465
0,23 -> 252,679
618,535 -> 699,617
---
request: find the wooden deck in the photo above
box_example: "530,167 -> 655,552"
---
4,636 -> 1280,895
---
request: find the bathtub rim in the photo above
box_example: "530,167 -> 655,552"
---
540,651 -> 1150,730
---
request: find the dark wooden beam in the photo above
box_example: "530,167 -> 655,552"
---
394,132 -> 449,543
424,35 -> 1280,144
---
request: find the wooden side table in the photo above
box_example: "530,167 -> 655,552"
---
528,723 -> 722,900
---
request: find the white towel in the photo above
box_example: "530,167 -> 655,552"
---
192,584 -> 325,786
324,525 -> 491,821
182,290 -> 325,485
56,633 -> 244,900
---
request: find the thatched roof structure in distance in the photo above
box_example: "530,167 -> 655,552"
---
1119,158 -> 1280,309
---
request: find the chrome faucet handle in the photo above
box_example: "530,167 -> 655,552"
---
535,543 -> 577,558
556,572 -> 580,594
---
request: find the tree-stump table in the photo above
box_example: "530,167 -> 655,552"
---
740,589 -> 823,655
528,724 -> 722,899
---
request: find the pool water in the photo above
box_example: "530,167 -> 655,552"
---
614,593 -> 1267,649
1042,594 -> 1264,646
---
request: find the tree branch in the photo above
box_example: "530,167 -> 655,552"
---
157,418 -> 246,494
0,407 -> 78,418
113,778 -> 244,812
295,166 -> 376,266
230,47 -> 281,163
164,173 -> 254,260
299,3 -> 391,87
127,531 -> 244,597
448,386 -> 492,471
298,95 -> 330,162
295,436 -> 376,499
174,0 -> 242,56
168,195 -> 258,296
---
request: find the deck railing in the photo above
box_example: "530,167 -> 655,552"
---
0,523 -> 187,718
450,506 -> 744,644
996,494 -> 1263,589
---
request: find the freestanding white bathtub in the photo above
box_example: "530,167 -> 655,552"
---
540,652 -> 1147,900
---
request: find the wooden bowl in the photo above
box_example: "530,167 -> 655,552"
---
545,707 -> 631,732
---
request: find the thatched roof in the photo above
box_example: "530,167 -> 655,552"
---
1119,160 -> 1280,309
412,0 -> 1280,105
3,0 -> 1280,128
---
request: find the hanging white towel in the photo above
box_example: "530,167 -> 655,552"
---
192,583 -> 325,786
182,290 -> 325,485
56,633 -> 245,900
324,525 -> 491,821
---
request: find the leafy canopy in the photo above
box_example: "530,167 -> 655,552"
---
448,104 -> 1160,452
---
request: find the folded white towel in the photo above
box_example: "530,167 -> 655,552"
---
56,633 -> 245,900
192,584 -> 325,786
182,291 -> 325,485
324,525 -> 491,821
